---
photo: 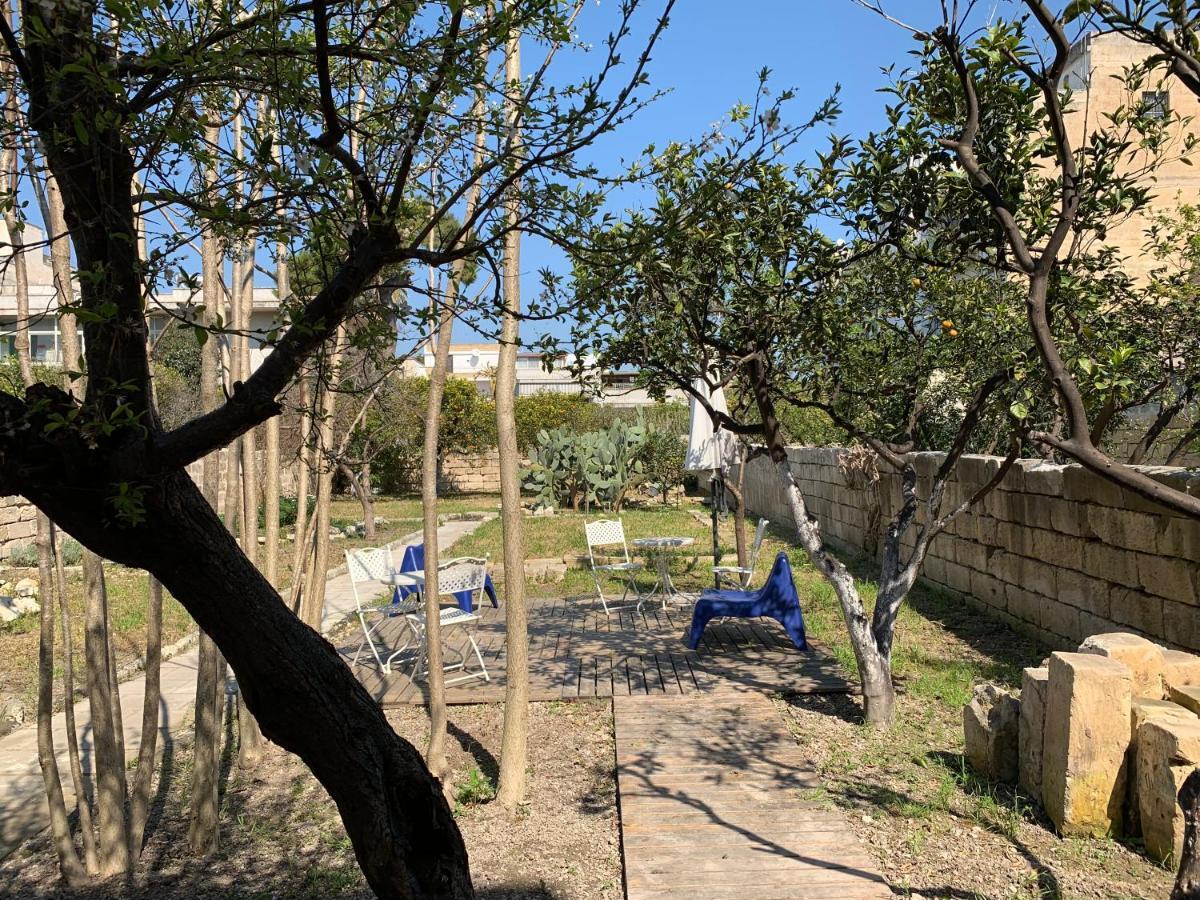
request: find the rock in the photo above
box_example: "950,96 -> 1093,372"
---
10,594 -> 38,615
1137,717 -> 1200,862
1169,684 -> 1200,715
1041,652 -> 1132,836
963,682 -> 1020,784
13,577 -> 37,598
1128,699 -> 1196,837
0,697 -> 24,725
1163,649 -> 1200,699
0,599 -> 17,623
1019,667 -> 1049,801
1079,632 -> 1165,699
526,558 -> 568,582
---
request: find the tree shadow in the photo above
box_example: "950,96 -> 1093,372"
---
448,720 -> 499,783
781,688 -> 864,725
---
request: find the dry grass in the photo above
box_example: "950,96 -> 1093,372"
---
0,700 -> 620,899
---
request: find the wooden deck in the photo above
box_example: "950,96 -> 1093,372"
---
614,693 -> 892,899
340,596 -> 849,705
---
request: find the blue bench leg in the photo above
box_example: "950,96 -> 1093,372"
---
774,607 -> 807,650
686,607 -> 717,650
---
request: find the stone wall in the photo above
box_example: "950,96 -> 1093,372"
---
736,447 -> 1200,652
438,450 -> 502,494
0,496 -> 37,560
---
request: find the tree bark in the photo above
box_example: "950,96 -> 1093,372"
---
265,415 -> 281,587
35,513 -> 86,883
302,325 -> 346,629
128,575 -> 162,858
1175,768 -> 1200,899
82,551 -> 131,875
495,10 -> 530,809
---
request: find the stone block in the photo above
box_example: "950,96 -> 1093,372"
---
1019,667 -> 1049,801
1042,652 -> 1133,836
1138,554 -> 1198,606
1164,649 -> 1200,697
1109,588 -> 1164,640
1082,542 -> 1141,590
1064,466 -> 1126,508
1078,632 -> 1165,699
965,682 -> 1020,784
1086,505 -> 1162,555
1128,699 -> 1196,837
1137,718 -> 1200,861
1170,684 -> 1200,715
969,568 -> 1007,610
5,520 -> 34,541
1005,585 -> 1045,628
1041,600 -> 1082,643
1022,462 -> 1065,496
1164,601 -> 1200,653
1057,569 -> 1111,618
1049,499 -> 1090,537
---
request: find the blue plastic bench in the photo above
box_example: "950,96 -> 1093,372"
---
393,544 -> 499,613
686,551 -> 807,651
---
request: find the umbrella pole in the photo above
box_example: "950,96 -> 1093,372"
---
711,469 -> 722,588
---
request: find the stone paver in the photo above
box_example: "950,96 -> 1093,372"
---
0,519 -> 484,858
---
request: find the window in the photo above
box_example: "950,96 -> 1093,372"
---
1142,90 -> 1170,120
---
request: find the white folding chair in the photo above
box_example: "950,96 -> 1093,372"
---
346,546 -> 417,673
713,518 -> 769,589
585,519 -> 644,614
401,561 -> 490,685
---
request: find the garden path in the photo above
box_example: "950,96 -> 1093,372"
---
0,518 -> 484,859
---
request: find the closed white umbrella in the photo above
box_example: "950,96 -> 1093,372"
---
685,379 -> 741,586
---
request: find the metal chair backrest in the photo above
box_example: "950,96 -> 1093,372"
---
585,519 -> 630,567
747,518 -> 769,573
346,546 -> 394,611
436,561 -> 487,599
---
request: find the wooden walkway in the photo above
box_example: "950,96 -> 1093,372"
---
614,693 -> 892,899
342,596 -> 849,704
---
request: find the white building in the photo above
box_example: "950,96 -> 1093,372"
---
405,341 -> 679,408
0,223 -> 283,368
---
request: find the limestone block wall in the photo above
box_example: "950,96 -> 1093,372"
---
0,496 -> 37,560
736,447 -> 1200,652
438,450 -> 502,494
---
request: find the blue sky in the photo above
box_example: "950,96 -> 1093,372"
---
501,0 -> 947,346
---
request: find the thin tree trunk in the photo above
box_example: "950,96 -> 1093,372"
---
362,462 -> 376,541
52,524 -> 98,873
127,575 -> 162,857
496,16 -> 530,809
36,515 -> 85,882
727,459 -> 749,570
189,113 -> 226,853
1175,769 -> 1200,899
265,416 -> 281,587
289,379 -> 314,605
302,325 -> 346,630
82,550 -> 131,875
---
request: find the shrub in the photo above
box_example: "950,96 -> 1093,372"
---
454,767 -> 495,807
523,419 -> 647,512
6,542 -> 36,567
639,429 -> 686,503
514,392 -> 599,451
259,495 -> 316,530
59,537 -> 83,565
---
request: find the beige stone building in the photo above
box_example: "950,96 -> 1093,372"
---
1061,31 -> 1200,281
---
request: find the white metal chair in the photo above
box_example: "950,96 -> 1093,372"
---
346,546 -> 417,673
713,518 -> 769,589
585,519 -> 645,614
400,561 -> 490,685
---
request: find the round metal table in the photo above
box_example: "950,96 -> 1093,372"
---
632,536 -> 696,608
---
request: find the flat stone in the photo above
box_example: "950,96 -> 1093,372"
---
1169,684 -> 1200,715
964,682 -> 1019,784
1079,632 -> 1165,699
1042,652 -> 1133,836
1137,718 -> 1200,862
1019,667 -> 1048,801
1163,649 -> 1200,699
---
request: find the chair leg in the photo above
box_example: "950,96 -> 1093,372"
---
354,612 -> 387,672
468,632 -> 490,682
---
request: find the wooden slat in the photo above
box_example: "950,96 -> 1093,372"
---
613,693 -> 891,900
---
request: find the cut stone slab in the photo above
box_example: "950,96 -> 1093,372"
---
1129,699 -> 1195,838
1079,632 -> 1165,699
1042,652 -> 1133,837
1137,717 -> 1200,862
1169,684 -> 1200,716
1019,667 -> 1048,801
1163,649 -> 1200,699
964,682 -> 1020,784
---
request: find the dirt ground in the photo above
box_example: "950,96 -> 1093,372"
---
0,700 -> 620,900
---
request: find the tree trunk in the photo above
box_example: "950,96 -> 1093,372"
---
290,379 -> 313,601
31,467 -> 475,897
190,123 -> 227,852
302,325 -> 345,629
82,551 -> 131,875
495,11 -> 530,809
52,524 -> 98,874
35,513 -> 86,884
1176,769 -> 1200,899
265,415 -> 281,587
128,575 -> 162,858
727,459 -> 749,570
362,462 -> 376,541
